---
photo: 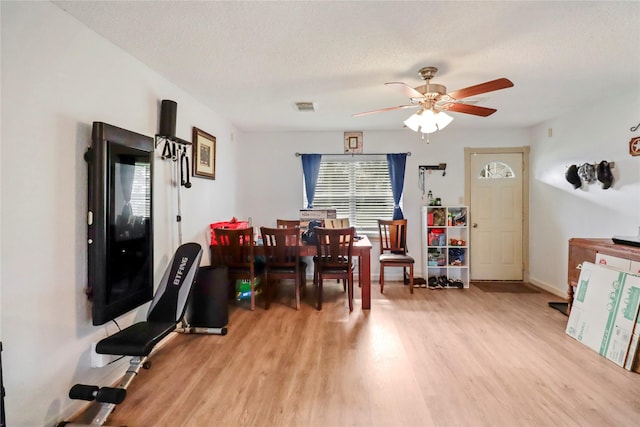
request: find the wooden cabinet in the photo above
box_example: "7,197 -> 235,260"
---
421,206 -> 469,287
567,238 -> 640,312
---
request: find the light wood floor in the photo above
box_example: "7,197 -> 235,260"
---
77,281 -> 640,426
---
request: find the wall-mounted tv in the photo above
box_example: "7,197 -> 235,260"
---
87,122 -> 154,326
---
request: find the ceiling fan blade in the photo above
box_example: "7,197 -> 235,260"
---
353,104 -> 418,117
448,78 -> 514,100
385,82 -> 425,99
444,103 -> 497,117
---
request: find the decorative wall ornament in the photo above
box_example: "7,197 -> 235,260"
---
630,136 -> 640,156
344,131 -> 363,154
565,161 -> 616,190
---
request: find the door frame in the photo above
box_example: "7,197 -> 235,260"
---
464,146 -> 530,282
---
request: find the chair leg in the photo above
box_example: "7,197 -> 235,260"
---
317,277 -> 323,310
313,263 -> 318,287
380,264 -> 385,293
295,274 -> 300,310
409,265 -> 414,294
250,277 -> 256,311
348,274 -> 354,312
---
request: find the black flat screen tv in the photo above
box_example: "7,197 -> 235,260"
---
87,122 -> 154,326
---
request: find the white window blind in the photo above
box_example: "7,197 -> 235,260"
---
130,162 -> 151,217
305,156 -> 397,234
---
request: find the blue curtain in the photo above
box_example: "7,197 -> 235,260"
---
301,154 -> 322,208
387,153 -> 407,219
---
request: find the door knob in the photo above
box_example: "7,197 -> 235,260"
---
472,223 -> 478,228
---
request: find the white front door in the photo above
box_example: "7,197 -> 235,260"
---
469,152 -> 524,280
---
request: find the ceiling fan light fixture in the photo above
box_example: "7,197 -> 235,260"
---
403,111 -> 423,132
435,110 -> 454,130
404,109 -> 453,134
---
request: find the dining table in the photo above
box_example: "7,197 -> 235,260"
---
212,235 -> 373,310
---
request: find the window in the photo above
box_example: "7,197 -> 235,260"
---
478,161 -> 515,179
304,155 -> 396,234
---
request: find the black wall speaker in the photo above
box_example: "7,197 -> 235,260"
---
159,99 -> 177,137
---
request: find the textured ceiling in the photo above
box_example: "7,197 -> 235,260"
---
52,1 -> 640,133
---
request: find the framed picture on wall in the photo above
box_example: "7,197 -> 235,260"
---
192,127 -> 216,179
344,131 -> 363,153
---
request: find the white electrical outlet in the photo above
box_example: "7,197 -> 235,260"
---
90,342 -> 117,368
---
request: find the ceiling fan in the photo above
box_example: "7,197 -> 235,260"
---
354,66 -> 514,134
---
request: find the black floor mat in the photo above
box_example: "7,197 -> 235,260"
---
548,301 -> 568,317
472,281 -> 540,293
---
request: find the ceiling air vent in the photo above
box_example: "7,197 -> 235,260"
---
295,102 -> 316,112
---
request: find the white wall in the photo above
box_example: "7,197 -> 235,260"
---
528,90 -> 640,295
238,128 -> 530,279
1,2 -> 237,425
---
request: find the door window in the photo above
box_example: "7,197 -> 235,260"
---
478,161 -> 515,179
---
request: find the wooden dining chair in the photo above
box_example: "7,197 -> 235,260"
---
276,219 -> 300,229
323,218 -> 350,229
323,218 -> 362,285
260,226 -> 307,310
314,226 -> 355,311
378,219 -> 414,294
212,227 -> 265,310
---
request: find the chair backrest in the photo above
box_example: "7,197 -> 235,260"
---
260,226 -> 300,271
315,227 -> 355,268
212,227 -> 255,270
276,219 -> 300,229
378,219 -> 408,255
324,218 -> 350,229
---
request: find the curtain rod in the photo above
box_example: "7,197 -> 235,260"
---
295,152 -> 411,156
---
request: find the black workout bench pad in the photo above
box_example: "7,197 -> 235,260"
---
95,322 -> 177,357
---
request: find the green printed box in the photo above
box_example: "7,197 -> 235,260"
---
566,262 -> 640,367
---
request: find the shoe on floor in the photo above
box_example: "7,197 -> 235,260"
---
428,277 -> 443,289
450,279 -> 464,289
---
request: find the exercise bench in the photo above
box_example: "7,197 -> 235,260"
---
59,242 -> 204,426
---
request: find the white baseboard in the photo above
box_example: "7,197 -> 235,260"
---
528,277 -> 567,298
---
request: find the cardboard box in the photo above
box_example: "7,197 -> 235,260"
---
299,209 -> 337,220
566,262 -> 640,367
594,253 -> 640,275
595,253 -> 632,271
589,254 -> 640,371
